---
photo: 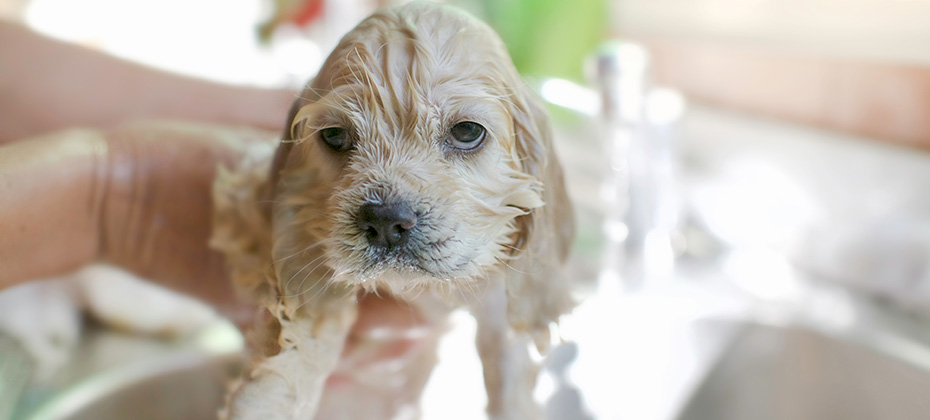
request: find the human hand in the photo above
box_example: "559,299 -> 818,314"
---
0,122 -> 441,413
317,293 -> 446,420
0,122 -> 261,311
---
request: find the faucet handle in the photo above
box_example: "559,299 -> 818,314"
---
591,41 -> 651,122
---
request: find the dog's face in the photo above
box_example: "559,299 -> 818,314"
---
271,4 -> 552,297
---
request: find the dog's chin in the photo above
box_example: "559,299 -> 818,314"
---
330,251 -> 481,298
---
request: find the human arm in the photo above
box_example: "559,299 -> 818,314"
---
0,21 -> 294,143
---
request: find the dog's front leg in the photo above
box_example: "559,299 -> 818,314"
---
223,299 -> 357,420
472,280 -> 543,420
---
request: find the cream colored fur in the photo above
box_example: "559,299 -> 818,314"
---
212,3 -> 574,419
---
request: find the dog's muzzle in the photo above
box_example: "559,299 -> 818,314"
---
356,202 -> 418,250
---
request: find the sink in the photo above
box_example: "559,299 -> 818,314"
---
677,322 -> 930,420
7,96 -> 930,420
31,354 -> 238,420
661,104 -> 930,420
12,321 -> 243,420
668,266 -> 930,420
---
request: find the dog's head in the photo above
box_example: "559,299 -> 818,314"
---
269,3 -> 570,298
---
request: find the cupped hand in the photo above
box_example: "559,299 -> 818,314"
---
0,122 -> 440,408
0,122 -> 263,313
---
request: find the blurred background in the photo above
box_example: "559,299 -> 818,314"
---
3,0 -> 930,419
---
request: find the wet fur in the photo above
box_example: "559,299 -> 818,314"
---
212,3 -> 574,419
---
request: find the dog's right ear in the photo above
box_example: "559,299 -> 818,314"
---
266,95 -> 310,210
211,138 -> 276,304
210,93 -> 309,305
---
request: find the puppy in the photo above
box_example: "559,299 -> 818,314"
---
212,2 -> 574,419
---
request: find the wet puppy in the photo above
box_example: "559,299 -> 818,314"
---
213,2 -> 574,419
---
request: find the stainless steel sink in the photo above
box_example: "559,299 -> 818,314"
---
12,322 -> 243,420
34,355 -> 238,420
7,94 -> 930,420
677,322 -> 930,420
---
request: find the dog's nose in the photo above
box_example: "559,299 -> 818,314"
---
357,202 -> 417,249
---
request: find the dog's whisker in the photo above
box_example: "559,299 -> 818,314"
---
493,256 -> 540,277
272,237 -> 330,267
293,277 -> 334,307
284,255 -> 333,299
281,251 -> 330,295
459,274 -> 483,303
294,271 -> 340,312
281,254 -> 323,291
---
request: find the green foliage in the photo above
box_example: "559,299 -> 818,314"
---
482,0 -> 607,81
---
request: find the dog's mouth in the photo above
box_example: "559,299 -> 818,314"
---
362,246 -> 423,273
352,230 -> 469,279
333,254 -> 467,295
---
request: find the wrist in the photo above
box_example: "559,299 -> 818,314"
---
220,87 -> 295,132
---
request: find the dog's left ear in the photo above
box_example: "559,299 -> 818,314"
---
505,82 -> 575,349
509,83 -> 574,263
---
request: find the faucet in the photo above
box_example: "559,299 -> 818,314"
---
593,41 -> 683,289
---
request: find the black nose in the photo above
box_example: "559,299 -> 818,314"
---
357,202 -> 417,249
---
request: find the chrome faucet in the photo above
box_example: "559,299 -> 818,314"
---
593,41 -> 683,289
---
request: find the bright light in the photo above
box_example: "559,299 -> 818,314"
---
692,158 -> 823,248
25,0 -> 288,87
646,88 -> 686,126
420,310 -> 485,420
270,27 -> 324,81
643,231 -> 675,279
540,78 -> 600,116
604,219 -> 630,243
534,370 -> 557,404
723,247 -> 804,301
612,42 -> 649,76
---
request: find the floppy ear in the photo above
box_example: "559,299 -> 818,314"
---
210,94 -> 310,306
211,137 -> 276,305
509,83 -> 575,260
504,82 -> 576,350
266,95 -> 310,205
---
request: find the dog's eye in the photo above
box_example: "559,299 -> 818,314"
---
319,127 -> 351,152
450,121 -> 486,150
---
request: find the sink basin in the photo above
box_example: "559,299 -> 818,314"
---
34,355 -> 238,420
12,322 -> 243,420
676,319 -> 930,420
8,97 -> 930,420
